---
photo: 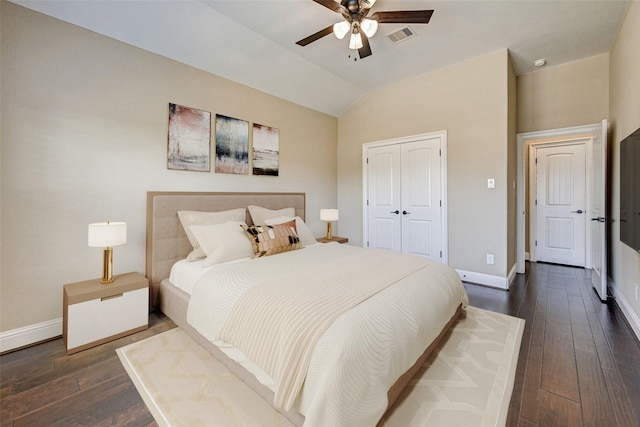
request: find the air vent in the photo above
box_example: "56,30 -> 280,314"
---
386,26 -> 417,44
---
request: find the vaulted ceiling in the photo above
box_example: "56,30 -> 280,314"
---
13,0 -> 629,117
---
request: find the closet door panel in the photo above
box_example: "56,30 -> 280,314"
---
367,144 -> 402,252
401,138 -> 442,260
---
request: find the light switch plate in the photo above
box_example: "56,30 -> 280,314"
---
488,178 -> 495,188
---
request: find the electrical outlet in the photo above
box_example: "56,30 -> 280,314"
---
487,178 -> 495,189
486,254 -> 494,265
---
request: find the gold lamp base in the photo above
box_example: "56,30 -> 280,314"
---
326,222 -> 333,240
101,247 -> 114,284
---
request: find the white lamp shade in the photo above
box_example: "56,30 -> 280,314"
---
333,21 -> 350,40
361,18 -> 378,37
320,209 -> 339,222
349,32 -> 363,50
88,222 -> 127,247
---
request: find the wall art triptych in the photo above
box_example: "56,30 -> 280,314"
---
167,103 -> 279,176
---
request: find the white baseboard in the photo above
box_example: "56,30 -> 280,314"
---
611,288 -> 640,342
457,269 -> 512,290
0,318 -> 62,353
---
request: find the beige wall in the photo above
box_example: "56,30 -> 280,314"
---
0,3 -> 338,333
609,0 -> 640,332
517,53 -> 610,134
338,50 -> 513,277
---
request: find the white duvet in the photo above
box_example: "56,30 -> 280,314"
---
187,243 -> 468,427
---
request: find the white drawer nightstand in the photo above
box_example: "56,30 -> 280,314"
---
63,272 -> 149,354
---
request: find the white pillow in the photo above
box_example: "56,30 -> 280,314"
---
178,208 -> 246,261
189,221 -> 253,266
248,205 -> 296,226
265,216 -> 317,247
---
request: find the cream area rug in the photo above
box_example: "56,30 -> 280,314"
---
116,306 -> 524,427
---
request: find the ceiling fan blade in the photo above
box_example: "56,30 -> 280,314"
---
371,10 -> 434,24
296,25 -> 335,46
312,0 -> 347,14
358,31 -> 372,59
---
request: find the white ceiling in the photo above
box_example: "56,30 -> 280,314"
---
14,0 -> 629,117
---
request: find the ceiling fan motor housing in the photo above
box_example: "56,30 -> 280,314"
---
341,0 -> 369,23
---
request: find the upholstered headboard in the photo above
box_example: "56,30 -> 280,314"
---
146,191 -> 306,294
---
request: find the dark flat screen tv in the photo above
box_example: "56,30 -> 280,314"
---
620,127 -> 640,252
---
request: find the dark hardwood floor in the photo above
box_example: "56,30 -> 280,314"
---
1,262 -> 640,426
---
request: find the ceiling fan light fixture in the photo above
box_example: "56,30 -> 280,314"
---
360,18 -> 378,37
333,20 -> 351,40
349,31 -> 363,50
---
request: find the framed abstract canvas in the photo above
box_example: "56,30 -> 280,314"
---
252,123 -> 279,176
167,103 -> 210,172
215,114 -> 249,175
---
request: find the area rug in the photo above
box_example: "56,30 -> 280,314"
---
117,306 -> 524,427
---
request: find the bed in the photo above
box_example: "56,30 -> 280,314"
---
146,191 -> 468,426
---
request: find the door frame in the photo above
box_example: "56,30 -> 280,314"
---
362,130 -> 449,264
517,123 -> 604,273
528,139 -> 591,266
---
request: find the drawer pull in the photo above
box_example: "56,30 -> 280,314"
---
101,293 -> 123,301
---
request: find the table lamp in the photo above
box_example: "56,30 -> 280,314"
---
320,209 -> 339,240
88,221 -> 127,284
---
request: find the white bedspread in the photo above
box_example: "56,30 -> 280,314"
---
187,243 -> 468,427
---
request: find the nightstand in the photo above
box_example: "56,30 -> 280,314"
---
316,236 -> 349,244
63,272 -> 148,354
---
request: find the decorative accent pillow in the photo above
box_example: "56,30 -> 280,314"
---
248,205 -> 296,226
189,221 -> 253,266
178,208 -> 246,261
241,222 -> 302,258
265,216 -> 317,247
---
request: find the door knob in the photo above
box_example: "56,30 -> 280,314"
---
402,210 -> 411,215
390,210 -> 399,214
571,210 -> 584,214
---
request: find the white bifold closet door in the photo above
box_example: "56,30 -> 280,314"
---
366,137 -> 442,261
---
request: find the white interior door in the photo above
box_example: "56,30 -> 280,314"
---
400,138 -> 442,259
590,119 -> 608,300
367,144 -> 402,252
535,143 -> 587,266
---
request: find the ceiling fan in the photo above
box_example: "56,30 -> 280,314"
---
296,0 -> 433,59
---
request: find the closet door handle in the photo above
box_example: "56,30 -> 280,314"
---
402,210 -> 411,215
390,210 -> 400,214
571,209 -> 584,214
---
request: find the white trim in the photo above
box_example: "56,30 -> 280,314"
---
457,269 -> 511,290
362,130 -> 448,264
610,284 -> 640,342
0,318 -> 63,353
517,123 -> 604,274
